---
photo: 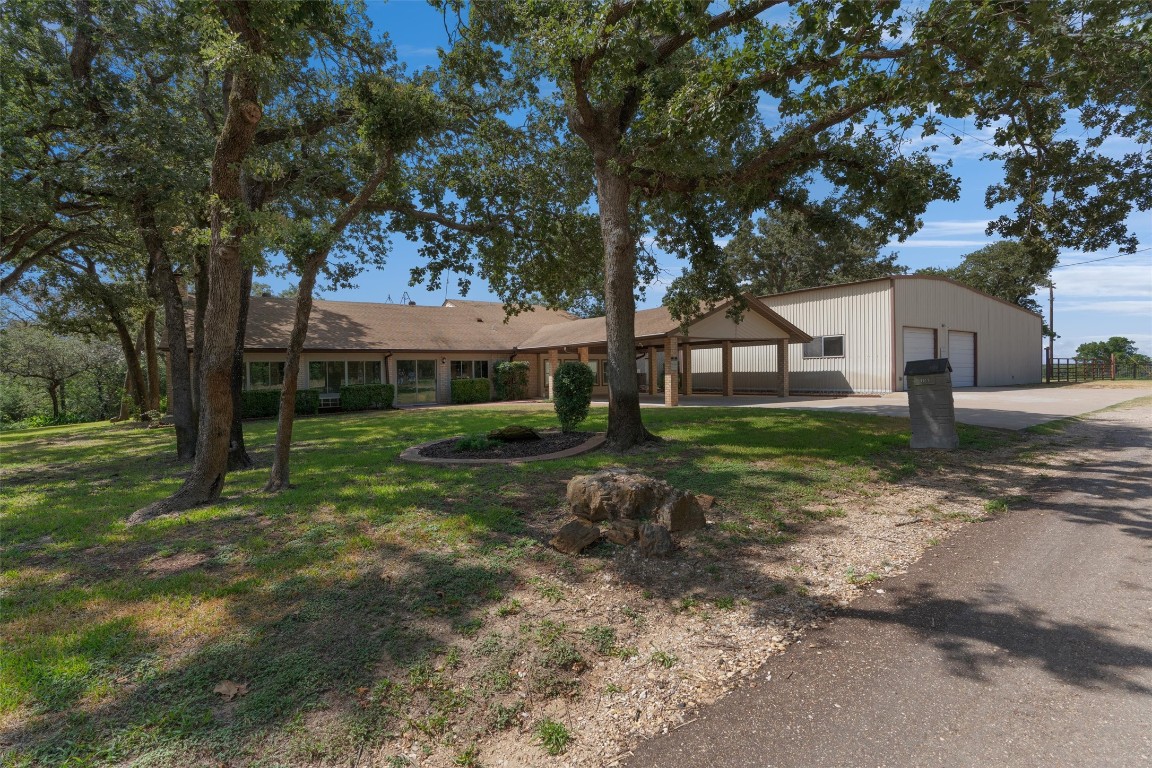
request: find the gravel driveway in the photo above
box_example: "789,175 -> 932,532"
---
625,400 -> 1152,767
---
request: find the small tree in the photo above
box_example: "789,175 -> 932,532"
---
494,361 -> 530,401
552,361 -> 595,433
1075,337 -> 1147,364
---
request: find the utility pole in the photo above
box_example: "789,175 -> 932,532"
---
1047,283 -> 1055,383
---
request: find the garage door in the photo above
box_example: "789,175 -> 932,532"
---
948,331 -> 975,387
903,327 -> 936,364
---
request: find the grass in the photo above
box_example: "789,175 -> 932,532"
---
0,404 -> 1002,765
535,718 -> 572,756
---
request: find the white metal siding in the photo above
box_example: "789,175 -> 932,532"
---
894,279 -> 1041,389
759,281 -> 894,393
948,331 -> 975,386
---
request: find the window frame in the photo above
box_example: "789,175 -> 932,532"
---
803,335 -> 846,359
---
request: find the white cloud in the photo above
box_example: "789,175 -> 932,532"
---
1059,299 -> 1152,316
897,238 -> 992,248
1052,264 -> 1152,299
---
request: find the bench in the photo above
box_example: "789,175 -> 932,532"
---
319,392 -> 341,409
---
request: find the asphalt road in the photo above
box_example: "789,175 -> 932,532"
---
626,403 -> 1152,768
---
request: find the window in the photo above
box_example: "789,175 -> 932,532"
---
450,360 -> 490,379
247,361 -> 285,389
306,360 -> 383,391
803,335 -> 845,358
587,360 -> 600,385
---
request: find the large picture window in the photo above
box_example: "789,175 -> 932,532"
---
803,335 -> 845,358
306,360 -> 383,392
450,360 -> 489,379
247,361 -> 285,389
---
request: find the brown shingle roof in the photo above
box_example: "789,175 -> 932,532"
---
239,297 -> 576,352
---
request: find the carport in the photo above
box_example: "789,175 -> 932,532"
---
515,294 -> 812,406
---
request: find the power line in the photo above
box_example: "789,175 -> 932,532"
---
1054,246 -> 1152,269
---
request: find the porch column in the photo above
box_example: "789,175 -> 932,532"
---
776,340 -> 790,397
577,346 -> 589,364
722,340 -> 734,397
683,344 -> 693,397
548,348 -> 559,399
664,336 -> 679,407
647,346 -> 659,396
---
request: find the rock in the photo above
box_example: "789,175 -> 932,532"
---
696,493 -> 716,510
159,414 -> 175,426
604,519 -> 640,545
638,522 -> 674,558
658,490 -> 706,533
487,424 -> 540,442
550,519 -> 601,555
567,470 -> 666,522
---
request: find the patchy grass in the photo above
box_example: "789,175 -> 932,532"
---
0,405 -> 1003,766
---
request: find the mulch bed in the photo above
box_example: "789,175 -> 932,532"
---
418,430 -> 594,460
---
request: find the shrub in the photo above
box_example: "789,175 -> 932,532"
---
239,389 -> 280,419
456,433 -> 497,452
552,361 -> 594,432
340,383 -> 395,411
493,360 -> 529,401
451,377 -> 491,404
239,388 -> 321,419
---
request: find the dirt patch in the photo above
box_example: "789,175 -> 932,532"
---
139,552 -> 208,576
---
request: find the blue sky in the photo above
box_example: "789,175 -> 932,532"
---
280,1 -> 1151,359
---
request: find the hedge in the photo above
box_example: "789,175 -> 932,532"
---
239,388 -> 320,419
340,383 -> 395,411
494,360 -> 530,401
451,377 -> 492,404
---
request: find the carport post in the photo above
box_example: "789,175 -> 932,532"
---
722,341 -> 734,397
664,336 -> 679,407
577,346 -> 589,364
683,343 -> 693,396
548,348 -> 559,400
648,347 -> 659,396
776,340 -> 790,397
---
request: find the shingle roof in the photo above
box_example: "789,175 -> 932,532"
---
238,297 -> 576,352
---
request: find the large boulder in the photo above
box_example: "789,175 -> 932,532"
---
567,469 -> 666,522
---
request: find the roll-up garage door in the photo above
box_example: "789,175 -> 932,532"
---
902,327 -> 936,391
948,331 -> 975,387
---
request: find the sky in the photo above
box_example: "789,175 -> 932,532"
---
271,0 -> 1152,359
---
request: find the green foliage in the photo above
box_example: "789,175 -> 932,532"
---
451,378 -> 492,404
535,718 -> 572,756
0,324 -> 123,422
340,383 -> 395,411
650,650 -> 678,668
1075,337 -> 1147,364
552,361 -> 594,432
239,388 -> 321,419
455,433 -> 497,452
493,361 -> 529,401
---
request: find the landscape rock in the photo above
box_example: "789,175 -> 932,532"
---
550,519 -> 601,555
638,522 -> 674,558
604,519 -> 640,545
658,490 -> 707,533
159,414 -> 175,426
488,425 -> 540,442
696,493 -> 716,510
567,470 -> 666,521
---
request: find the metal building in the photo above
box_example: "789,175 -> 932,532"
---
690,276 -> 1042,394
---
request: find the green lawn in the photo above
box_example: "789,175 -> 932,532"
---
0,406 -> 1010,766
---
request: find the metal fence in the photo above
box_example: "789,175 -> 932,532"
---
1045,353 -> 1152,383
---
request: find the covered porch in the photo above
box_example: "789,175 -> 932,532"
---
516,295 -> 812,407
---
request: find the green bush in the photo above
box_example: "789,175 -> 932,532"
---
455,433 -> 497,452
340,383 -> 395,411
239,389 -> 280,419
239,388 -> 321,419
451,377 -> 491,404
553,361 -> 594,432
493,361 -> 530,401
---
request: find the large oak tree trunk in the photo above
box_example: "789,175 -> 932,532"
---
130,58 -> 263,523
227,266 -> 254,471
108,308 -> 147,414
150,251 -> 197,459
595,160 -> 656,450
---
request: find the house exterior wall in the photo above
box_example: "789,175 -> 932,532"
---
893,279 -> 1042,390
759,281 -> 894,393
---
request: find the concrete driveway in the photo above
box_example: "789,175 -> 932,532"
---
599,385 -> 1152,430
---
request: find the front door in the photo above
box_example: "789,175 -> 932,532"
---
396,359 -> 437,404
